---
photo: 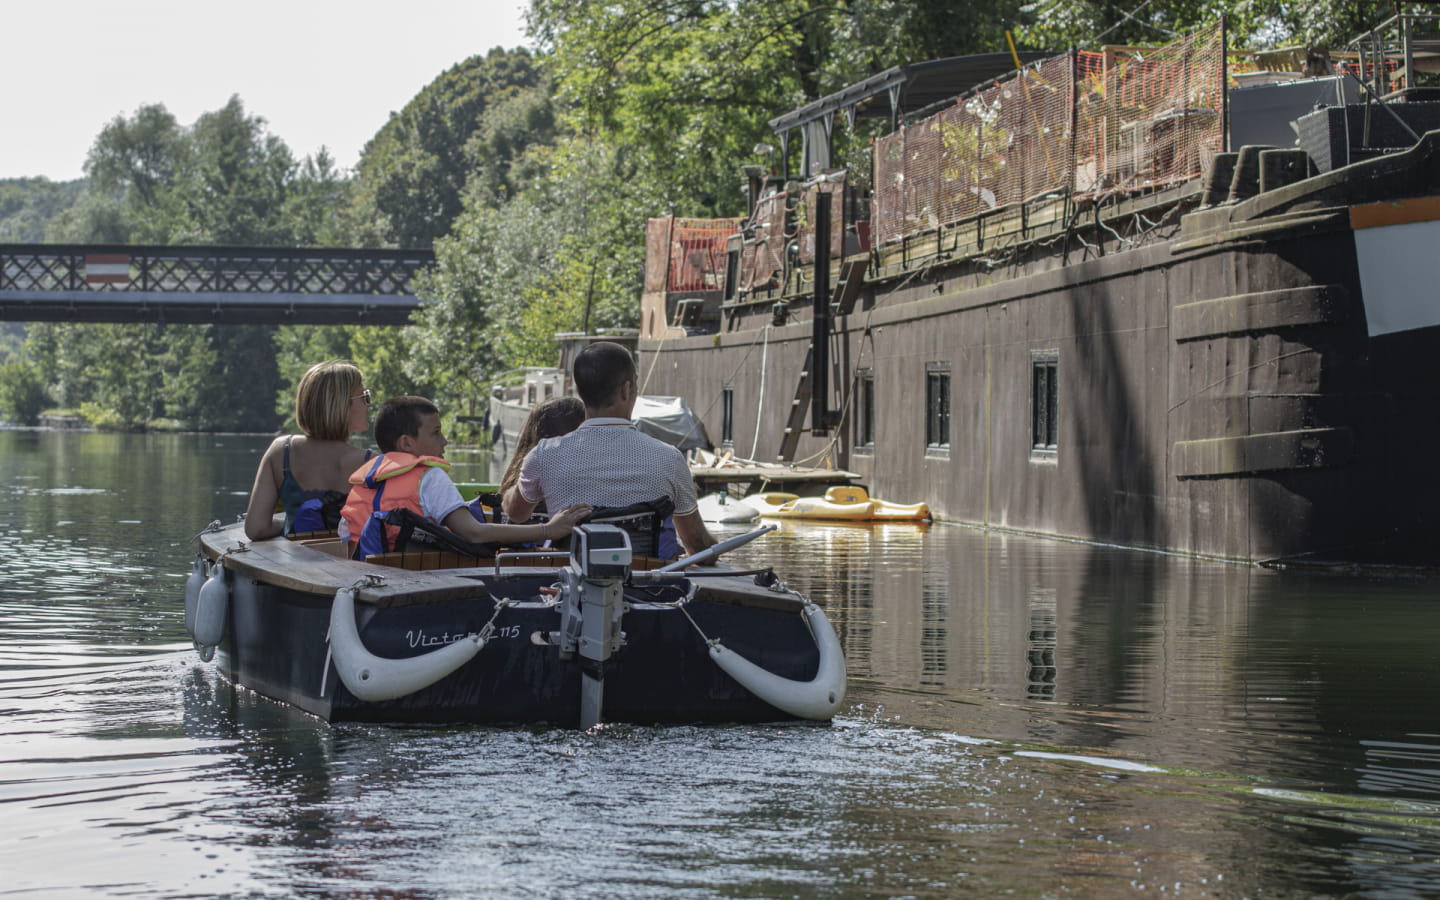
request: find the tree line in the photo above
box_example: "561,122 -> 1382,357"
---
0,0 -> 1376,433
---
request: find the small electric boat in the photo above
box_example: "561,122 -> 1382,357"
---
751,486 -> 931,522
183,516 -> 845,728
696,491 -> 762,523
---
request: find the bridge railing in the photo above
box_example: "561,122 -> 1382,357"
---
0,244 -> 434,296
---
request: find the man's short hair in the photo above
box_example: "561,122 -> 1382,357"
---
374,395 -> 439,453
573,341 -> 637,408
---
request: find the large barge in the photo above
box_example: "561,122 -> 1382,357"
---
637,16 -> 1440,564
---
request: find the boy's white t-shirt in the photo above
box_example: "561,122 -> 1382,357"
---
417,468 -> 468,523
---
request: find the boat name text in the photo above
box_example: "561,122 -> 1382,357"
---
406,626 -> 520,649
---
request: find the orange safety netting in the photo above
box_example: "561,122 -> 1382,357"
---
872,54 -> 1076,246
649,22 -> 1231,294
1074,22 -> 1226,195
872,21 -> 1226,246
645,216 -> 742,293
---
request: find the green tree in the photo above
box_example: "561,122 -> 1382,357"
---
86,104 -> 184,205
0,177 -> 87,242
29,95 -> 351,432
81,103 -> 186,243
280,149 -> 354,247
1016,0 -> 1380,50
173,96 -> 296,245
527,0 -> 1035,219
0,358 -> 50,425
413,136 -> 646,403
349,47 -> 551,248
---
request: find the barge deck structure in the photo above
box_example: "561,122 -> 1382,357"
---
638,16 -> 1440,563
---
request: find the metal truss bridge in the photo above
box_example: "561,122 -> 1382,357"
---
0,244 -> 433,324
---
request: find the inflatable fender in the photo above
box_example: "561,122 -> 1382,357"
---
193,561 -> 229,662
327,586 -> 486,702
183,555 -> 206,640
708,603 -> 847,720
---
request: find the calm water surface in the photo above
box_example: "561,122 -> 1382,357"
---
2,430 -> 1439,898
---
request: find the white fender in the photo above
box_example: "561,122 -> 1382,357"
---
708,603 -> 847,720
327,587 -> 485,702
183,555 -> 206,640
193,562 -> 229,660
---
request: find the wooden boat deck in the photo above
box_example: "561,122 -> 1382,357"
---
690,461 -> 859,496
199,526 -> 806,613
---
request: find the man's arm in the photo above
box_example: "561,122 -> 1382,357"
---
502,485 -> 538,523
503,448 -> 542,522
672,509 -> 717,557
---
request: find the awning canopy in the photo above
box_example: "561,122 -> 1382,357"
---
766,51 -> 1053,176
767,52 -> 1053,135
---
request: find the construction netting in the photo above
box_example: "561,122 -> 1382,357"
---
1074,21 -> 1226,195
736,191 -> 788,293
793,173 -> 847,265
647,22 -> 1229,293
645,216 -> 742,293
873,53 -> 1076,245
872,21 -> 1226,246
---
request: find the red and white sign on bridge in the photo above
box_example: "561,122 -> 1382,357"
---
83,254 -> 131,285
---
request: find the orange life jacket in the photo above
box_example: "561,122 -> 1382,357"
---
341,452 -> 450,559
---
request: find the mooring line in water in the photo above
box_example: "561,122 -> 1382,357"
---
186,519 -> 222,545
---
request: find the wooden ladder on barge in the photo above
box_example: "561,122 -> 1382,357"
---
775,258 -> 868,463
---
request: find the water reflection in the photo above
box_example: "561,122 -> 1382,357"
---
2,432 -> 1439,898
723,521 -> 1440,897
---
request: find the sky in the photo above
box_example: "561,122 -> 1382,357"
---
1,0 -> 531,182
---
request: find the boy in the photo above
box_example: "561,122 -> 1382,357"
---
341,396 -> 590,559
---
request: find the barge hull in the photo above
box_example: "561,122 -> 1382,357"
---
641,136 -> 1440,563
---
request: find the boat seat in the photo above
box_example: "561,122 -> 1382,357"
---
357,500 -> 679,570
581,497 -> 676,559
375,507 -> 508,560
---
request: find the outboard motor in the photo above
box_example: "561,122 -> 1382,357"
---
557,524 -> 632,728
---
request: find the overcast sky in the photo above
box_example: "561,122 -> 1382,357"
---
1,0 -> 530,182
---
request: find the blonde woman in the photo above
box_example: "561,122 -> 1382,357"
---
244,361 -> 375,540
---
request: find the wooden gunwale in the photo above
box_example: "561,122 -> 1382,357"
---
197,525 -> 807,613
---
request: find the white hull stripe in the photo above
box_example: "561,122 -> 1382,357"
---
1351,196 -> 1440,336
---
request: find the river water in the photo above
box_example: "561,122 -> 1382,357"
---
2,430 -> 1439,899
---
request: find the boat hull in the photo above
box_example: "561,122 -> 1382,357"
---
201,528 -> 831,726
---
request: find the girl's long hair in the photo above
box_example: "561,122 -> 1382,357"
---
500,396 -> 586,496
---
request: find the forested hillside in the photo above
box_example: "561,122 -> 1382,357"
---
0,0 -> 1373,430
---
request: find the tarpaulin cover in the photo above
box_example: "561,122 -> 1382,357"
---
632,395 -> 711,452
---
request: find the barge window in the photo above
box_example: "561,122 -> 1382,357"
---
925,362 -> 950,451
854,368 -> 875,453
721,382 -> 734,447
1031,352 -> 1058,455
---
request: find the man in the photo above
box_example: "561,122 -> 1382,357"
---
503,341 -> 718,558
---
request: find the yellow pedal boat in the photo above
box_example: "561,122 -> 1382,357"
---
750,486 -> 930,522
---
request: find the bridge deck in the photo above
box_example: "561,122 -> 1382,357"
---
0,244 -> 432,324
